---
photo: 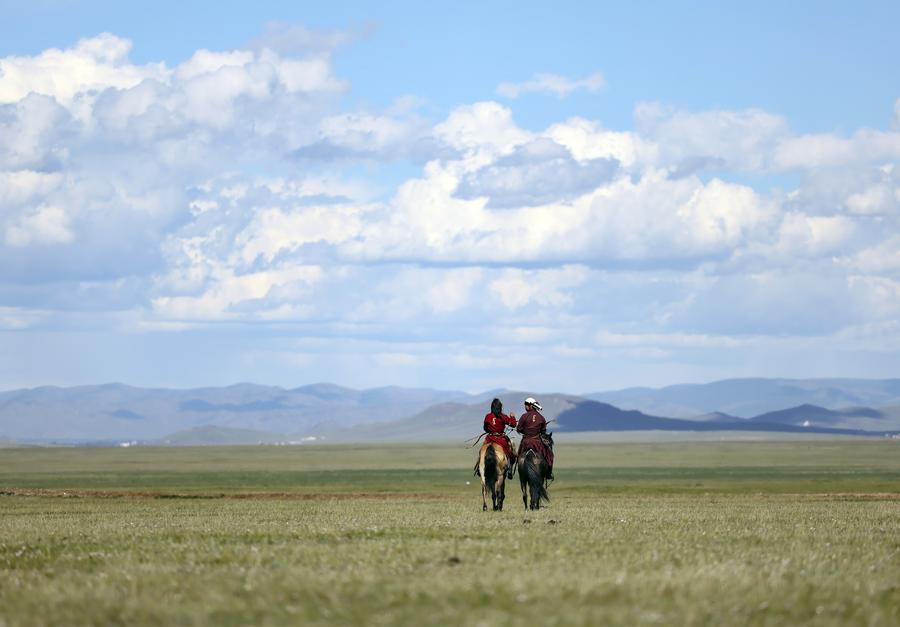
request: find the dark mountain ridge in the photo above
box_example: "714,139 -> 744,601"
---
553,400 -> 899,437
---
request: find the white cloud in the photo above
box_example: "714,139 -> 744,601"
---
546,117 -> 657,168
675,178 -> 774,249
497,72 -> 604,99
848,275 -> 900,319
455,137 -> 619,207
236,202 -> 370,264
489,265 -> 589,310
424,267 -> 484,313
152,263 -> 322,322
846,235 -> 900,275
774,213 -> 856,256
3,31 -> 900,389
844,165 -> 899,215
0,33 -> 168,107
0,306 -> 47,330
5,205 -> 73,246
0,170 -> 62,206
347,266 -> 486,322
774,130 -> 900,170
173,49 -> 255,81
433,101 -> 531,156
294,110 -> 432,161
635,103 -> 789,173
0,94 -> 71,170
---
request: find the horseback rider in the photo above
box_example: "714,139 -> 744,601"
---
516,397 -> 554,481
474,398 -> 517,479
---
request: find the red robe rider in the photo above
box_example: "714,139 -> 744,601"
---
474,398 -> 517,479
516,397 -> 554,481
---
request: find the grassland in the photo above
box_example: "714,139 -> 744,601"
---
1,439 -> 899,626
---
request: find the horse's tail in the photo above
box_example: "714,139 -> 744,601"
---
524,450 -> 549,505
484,445 -> 499,496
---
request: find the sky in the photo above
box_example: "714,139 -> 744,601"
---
1,1 -> 899,393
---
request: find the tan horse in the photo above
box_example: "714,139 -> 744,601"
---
478,441 -> 508,511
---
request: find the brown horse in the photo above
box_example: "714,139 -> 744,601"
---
518,446 -> 550,510
478,441 -> 508,511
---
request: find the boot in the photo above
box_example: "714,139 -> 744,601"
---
506,456 -> 516,479
547,466 -> 554,482
473,462 -> 480,477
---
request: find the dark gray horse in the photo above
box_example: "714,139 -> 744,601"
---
517,435 -> 552,510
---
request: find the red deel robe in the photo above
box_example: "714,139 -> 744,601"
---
516,409 -> 554,466
483,412 -> 516,462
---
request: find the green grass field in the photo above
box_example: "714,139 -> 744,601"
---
2,439 -> 899,626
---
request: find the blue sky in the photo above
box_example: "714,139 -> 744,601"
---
1,1 -> 899,392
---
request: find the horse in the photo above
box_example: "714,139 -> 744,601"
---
518,434 -> 552,510
478,441 -> 508,511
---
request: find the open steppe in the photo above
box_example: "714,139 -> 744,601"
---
1,439 -> 898,626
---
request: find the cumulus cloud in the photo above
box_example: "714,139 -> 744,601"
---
846,235 -> 900,275
489,265 -> 590,310
0,94 -> 72,170
497,72 -> 605,99
5,205 -> 73,247
0,33 -> 167,107
455,137 -> 619,208
433,101 -> 531,156
291,110 -> 437,162
3,31 -> 900,388
546,117 -> 657,169
773,130 -> 900,171
152,263 -> 323,322
635,103 -> 789,174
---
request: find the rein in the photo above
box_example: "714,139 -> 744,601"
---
465,433 -> 487,448
465,427 -> 516,448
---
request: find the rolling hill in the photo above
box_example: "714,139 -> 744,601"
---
553,400 -> 900,436
587,378 -> 900,417
0,383 -> 471,442
321,396 -> 900,443
2,380 -> 899,444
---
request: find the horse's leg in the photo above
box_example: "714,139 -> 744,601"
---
493,470 -> 501,511
481,466 -> 488,512
495,459 -> 505,511
519,459 -> 528,510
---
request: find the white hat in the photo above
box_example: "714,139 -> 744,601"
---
524,397 -> 542,411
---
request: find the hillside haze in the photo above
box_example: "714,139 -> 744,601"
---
588,378 -> 900,417
1,379 -> 899,444
0,383 -> 470,442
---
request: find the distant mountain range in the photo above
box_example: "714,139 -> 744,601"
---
1,378 -> 899,444
587,378 -> 900,417
323,394 -> 900,443
0,383 -> 469,442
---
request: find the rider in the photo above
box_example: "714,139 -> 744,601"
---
516,397 -> 554,481
474,398 -> 517,479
